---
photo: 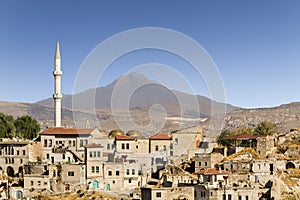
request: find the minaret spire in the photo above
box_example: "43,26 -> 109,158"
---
53,41 -> 63,127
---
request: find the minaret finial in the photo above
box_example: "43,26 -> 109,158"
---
55,41 -> 60,59
53,41 -> 63,127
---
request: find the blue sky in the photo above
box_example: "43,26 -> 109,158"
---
0,1 -> 300,108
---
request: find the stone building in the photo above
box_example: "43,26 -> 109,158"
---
149,133 -> 172,172
256,135 -> 276,158
0,138 -> 39,177
85,143 -> 105,190
141,186 -> 195,200
39,127 -> 102,163
23,163 -> 50,198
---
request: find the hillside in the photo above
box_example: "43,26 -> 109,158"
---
3,73 -> 300,134
224,102 -> 300,132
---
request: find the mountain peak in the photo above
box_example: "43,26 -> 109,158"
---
111,72 -> 152,86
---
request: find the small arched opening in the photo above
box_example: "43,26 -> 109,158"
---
7,166 -> 15,177
16,190 -> 23,199
286,162 -> 296,169
65,183 -> 70,191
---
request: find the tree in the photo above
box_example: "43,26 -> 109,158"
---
14,115 -> 40,139
0,112 -> 15,138
232,127 -> 254,135
254,121 -> 278,136
217,130 -> 235,147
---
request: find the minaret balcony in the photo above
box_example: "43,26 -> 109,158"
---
53,93 -> 63,99
53,71 -> 62,76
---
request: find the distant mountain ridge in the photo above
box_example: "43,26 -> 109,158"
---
36,72 -> 238,117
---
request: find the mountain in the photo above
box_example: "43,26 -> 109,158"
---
37,72 -> 238,118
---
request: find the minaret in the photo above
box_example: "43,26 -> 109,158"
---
53,41 -> 63,127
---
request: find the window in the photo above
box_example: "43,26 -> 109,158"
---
97,151 -> 100,157
126,143 -> 129,149
91,166 -> 95,173
228,194 -> 232,200
73,141 -> 75,147
62,154 -> 65,159
44,139 -> 47,147
199,162 -> 201,166
37,181 -> 41,186
46,154 -> 50,159
44,181 -> 47,185
163,145 -> 166,151
90,151 -> 93,157
94,151 -> 97,157
155,145 -> 159,151
205,162 -> 208,166
138,170 -> 142,175
156,192 -> 161,198
116,171 -> 120,176
23,150 -> 26,155
80,139 -> 87,147
49,139 -> 52,147
238,196 -> 242,200
96,166 -> 99,173
129,178 -> 132,183
136,145 -> 138,149
127,169 -> 130,175
200,191 -> 206,198
175,138 -> 178,144
122,144 -> 125,149
53,170 -> 56,177
20,159 -> 23,164
108,171 -> 112,176
68,171 -> 74,176
107,144 -> 110,150
132,169 -> 135,175
30,181 -> 34,186
69,140 -> 72,147
17,150 -> 19,155
246,196 -> 249,200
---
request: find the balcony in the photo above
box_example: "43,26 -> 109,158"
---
52,147 -> 66,154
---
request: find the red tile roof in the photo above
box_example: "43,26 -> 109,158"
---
115,134 -> 135,140
40,127 -> 94,135
194,168 -> 229,175
150,133 -> 172,140
85,143 -> 103,148
225,134 -> 260,140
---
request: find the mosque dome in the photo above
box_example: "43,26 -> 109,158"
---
126,130 -> 145,139
108,129 -> 125,138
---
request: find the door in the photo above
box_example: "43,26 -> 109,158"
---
92,180 -> 99,189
